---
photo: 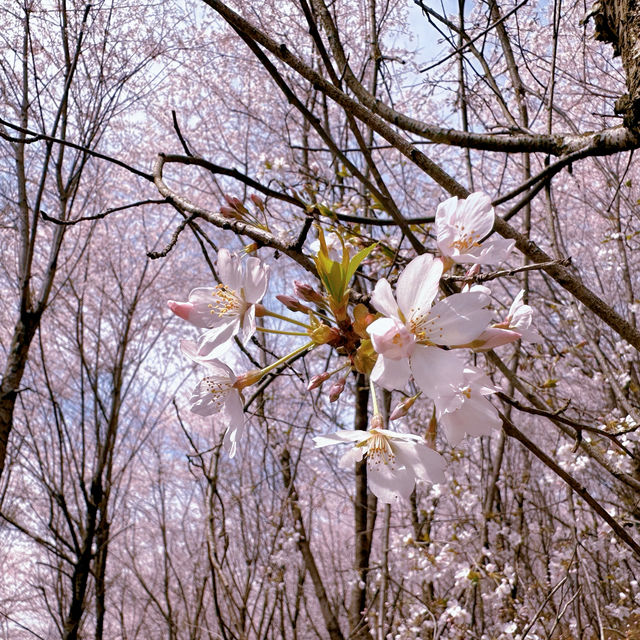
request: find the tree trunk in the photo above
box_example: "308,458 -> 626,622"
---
594,0 -> 640,131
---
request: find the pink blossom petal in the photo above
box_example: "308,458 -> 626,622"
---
394,440 -> 446,484
425,292 -> 492,346
217,248 -> 243,291
367,461 -> 415,503
396,254 -> 442,320
313,431 -> 368,448
410,346 -> 464,398
371,354 -> 411,391
222,390 -> 246,458
370,278 -> 401,319
243,256 -> 270,303
472,327 -> 522,351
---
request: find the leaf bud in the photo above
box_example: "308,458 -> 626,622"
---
310,323 -> 339,345
307,372 -> 330,391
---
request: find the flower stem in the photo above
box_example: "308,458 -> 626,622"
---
259,341 -> 315,377
369,378 -> 379,416
256,327 -> 309,336
263,309 -> 310,329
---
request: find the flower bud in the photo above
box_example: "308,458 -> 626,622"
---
294,280 -> 324,304
390,394 -> 419,421
250,194 -> 265,210
224,194 -> 244,210
220,205 -> 240,219
276,295 -> 308,313
465,263 -> 481,279
329,377 -> 346,402
307,372 -> 330,391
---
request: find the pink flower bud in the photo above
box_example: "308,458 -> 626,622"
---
276,294 -> 308,313
294,280 -> 324,304
224,194 -> 244,210
307,372 -> 330,391
329,377 -> 346,402
220,206 -> 240,219
465,263 -> 481,279
390,394 -> 419,421
250,194 -> 265,209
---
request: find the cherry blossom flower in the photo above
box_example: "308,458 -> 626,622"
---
168,249 -> 270,356
470,289 -> 542,351
366,253 -> 492,394
503,289 -> 542,343
180,340 -> 247,458
436,193 -> 515,265
435,367 -> 502,446
314,425 -> 446,502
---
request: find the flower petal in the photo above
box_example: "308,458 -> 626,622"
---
396,254 -> 442,320
367,317 -> 416,359
394,440 -> 446,484
371,354 -> 411,391
410,345 -> 464,398
440,393 -> 501,446
313,430 -> 369,448
240,305 -> 256,345
243,257 -> 270,303
196,319 -> 240,358
370,278 -> 401,319
217,249 -> 243,291
222,390 -> 245,458
367,462 -> 415,503
425,292 -> 492,346
339,446 -> 365,467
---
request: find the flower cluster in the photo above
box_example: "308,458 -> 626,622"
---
169,192 -> 539,501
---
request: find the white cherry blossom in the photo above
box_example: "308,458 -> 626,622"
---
168,249 -> 270,356
436,193 -> 515,265
366,253 -> 492,395
471,289 -> 542,350
504,289 -> 542,343
314,426 -> 446,503
180,340 -> 246,458
435,367 -> 501,446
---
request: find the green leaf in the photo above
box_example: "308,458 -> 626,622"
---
345,243 -> 377,284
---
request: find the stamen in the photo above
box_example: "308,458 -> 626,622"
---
210,284 -> 243,317
366,432 -> 396,469
203,376 -> 232,409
